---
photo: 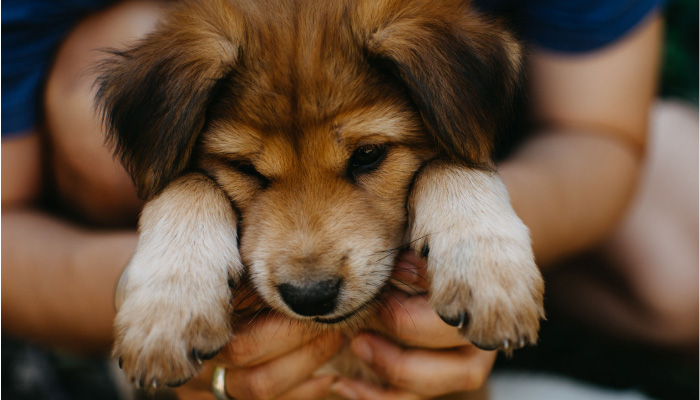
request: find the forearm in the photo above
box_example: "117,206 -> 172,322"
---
499,128 -> 642,268
1,208 -> 137,353
503,13 -> 661,269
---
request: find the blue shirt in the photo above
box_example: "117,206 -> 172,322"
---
2,0 -> 116,136
2,0 -> 664,136
473,0 -> 665,53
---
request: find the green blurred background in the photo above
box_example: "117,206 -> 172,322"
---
660,0 -> 698,105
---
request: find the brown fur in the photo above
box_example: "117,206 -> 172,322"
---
98,0 -> 543,396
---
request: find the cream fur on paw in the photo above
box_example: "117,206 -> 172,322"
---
408,162 -> 545,352
113,174 -> 242,387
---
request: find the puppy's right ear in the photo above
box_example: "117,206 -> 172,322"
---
96,0 -> 243,199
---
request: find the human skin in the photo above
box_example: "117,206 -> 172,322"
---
3,3 -> 690,400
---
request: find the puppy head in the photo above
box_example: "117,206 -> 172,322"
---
96,0 -> 244,199
97,0 -> 522,325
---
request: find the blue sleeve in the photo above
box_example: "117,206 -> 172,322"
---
473,0 -> 666,53
2,0 -> 116,137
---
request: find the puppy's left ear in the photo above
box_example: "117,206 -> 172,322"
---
96,0 -> 244,199
356,0 -> 523,166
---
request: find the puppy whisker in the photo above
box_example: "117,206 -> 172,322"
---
386,277 -> 424,296
385,289 -> 419,336
246,307 -> 268,329
390,265 -> 423,280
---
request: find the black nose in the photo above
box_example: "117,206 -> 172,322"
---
278,278 -> 342,317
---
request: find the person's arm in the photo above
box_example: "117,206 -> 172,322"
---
1,133 -> 137,352
499,13 -> 663,268
328,12 -> 664,400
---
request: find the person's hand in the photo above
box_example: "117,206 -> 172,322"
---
174,297 -> 344,399
331,251 -> 497,400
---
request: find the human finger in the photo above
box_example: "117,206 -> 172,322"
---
224,333 -> 343,400
215,311 -> 338,368
173,371 -> 337,400
391,250 -> 428,291
179,334 -> 343,400
173,384 -> 215,399
331,378 -> 423,400
276,374 -> 338,400
350,333 -> 496,397
377,290 -> 470,349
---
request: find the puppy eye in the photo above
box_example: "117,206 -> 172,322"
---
228,160 -> 270,188
347,144 -> 387,178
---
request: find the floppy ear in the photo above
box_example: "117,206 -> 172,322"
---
356,0 -> 523,167
96,0 -> 244,199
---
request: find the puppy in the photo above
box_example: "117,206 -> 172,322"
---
97,0 -> 545,394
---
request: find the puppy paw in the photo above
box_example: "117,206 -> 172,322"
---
113,174 -> 242,387
113,278 -> 232,387
416,230 -> 544,352
408,163 -> 544,352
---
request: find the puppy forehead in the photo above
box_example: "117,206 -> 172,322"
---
331,104 -> 423,145
202,121 -> 262,158
204,101 -> 420,157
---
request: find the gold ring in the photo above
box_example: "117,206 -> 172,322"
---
212,366 -> 234,400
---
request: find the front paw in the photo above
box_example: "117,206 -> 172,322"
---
407,164 -> 544,352
113,173 -> 242,387
415,228 -> 544,352
113,276 -> 233,388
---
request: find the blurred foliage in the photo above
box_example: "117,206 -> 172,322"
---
660,0 -> 699,104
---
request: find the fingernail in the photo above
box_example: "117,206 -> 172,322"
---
331,381 -> 358,400
351,337 -> 373,364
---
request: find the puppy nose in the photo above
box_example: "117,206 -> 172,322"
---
278,278 -> 342,317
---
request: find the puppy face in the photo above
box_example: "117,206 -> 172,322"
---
201,104 -> 432,322
97,0 -> 521,324
196,15 -> 439,321
201,100 -> 431,321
